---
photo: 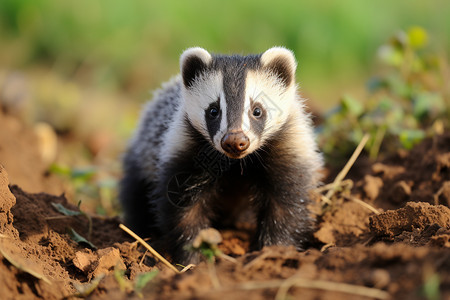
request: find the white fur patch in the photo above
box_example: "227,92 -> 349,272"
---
260,46 -> 297,73
181,71 -> 223,139
244,70 -> 297,153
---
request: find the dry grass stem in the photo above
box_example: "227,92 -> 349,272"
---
119,224 -> 180,273
315,179 -> 353,193
325,133 -> 370,200
274,276 -> 389,300
346,195 -> 381,215
320,195 -> 332,205
138,249 -> 148,266
180,264 -> 196,273
320,243 -> 335,252
219,253 -> 238,263
45,216 -> 71,220
220,277 -> 388,299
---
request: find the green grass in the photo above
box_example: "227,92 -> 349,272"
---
1,0 -> 449,105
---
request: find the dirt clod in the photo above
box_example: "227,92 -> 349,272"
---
369,202 -> 450,238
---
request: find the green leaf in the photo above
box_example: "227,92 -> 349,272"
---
71,167 -> 96,181
68,228 -> 97,249
135,270 -> 159,292
413,92 -> 445,120
48,163 -> 71,177
74,274 -> 105,297
340,95 -> 364,117
114,266 -> 130,292
422,273 -> 440,300
378,44 -> 404,66
51,202 -> 82,217
408,26 -> 428,49
399,129 -> 425,149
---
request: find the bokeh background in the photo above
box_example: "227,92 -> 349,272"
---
0,0 -> 449,213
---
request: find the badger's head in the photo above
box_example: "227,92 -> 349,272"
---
180,47 -> 298,159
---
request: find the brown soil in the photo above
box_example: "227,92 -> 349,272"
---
0,113 -> 449,300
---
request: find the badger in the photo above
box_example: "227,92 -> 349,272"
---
120,47 -> 323,264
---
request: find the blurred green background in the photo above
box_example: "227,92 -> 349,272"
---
1,0 -> 449,105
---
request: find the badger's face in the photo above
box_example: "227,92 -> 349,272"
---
180,47 -> 298,159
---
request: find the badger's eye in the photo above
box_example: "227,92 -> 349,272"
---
208,106 -> 220,119
253,107 -> 262,118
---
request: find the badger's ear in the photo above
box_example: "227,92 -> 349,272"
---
261,47 -> 297,87
180,47 -> 212,88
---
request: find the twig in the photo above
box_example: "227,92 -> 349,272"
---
139,249 -> 148,266
325,133 -> 370,200
242,251 -> 271,271
45,215 -> 71,220
119,224 -> 180,273
219,253 -> 237,263
314,179 -> 353,193
274,276 -> 389,300
180,264 -> 195,273
320,195 -> 332,205
320,243 -> 335,252
345,195 -> 381,215
433,185 -> 445,206
219,277 -> 388,299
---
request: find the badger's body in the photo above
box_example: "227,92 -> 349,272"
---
120,47 -> 323,264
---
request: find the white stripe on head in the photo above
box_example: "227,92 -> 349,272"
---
212,90 -> 228,149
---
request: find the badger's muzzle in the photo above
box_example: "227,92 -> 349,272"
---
221,131 -> 250,157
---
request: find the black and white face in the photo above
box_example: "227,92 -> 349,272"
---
180,47 -> 298,159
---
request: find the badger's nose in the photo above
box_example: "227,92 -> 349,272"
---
221,131 -> 250,155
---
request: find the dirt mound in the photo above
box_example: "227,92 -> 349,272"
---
0,165 -> 157,299
370,202 -> 450,237
0,110 -> 64,195
1,127 -> 450,299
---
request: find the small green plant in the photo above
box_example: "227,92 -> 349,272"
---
134,270 -> 159,297
51,201 -> 96,249
113,264 -> 159,298
187,228 -> 223,262
319,26 -> 449,164
422,272 -> 441,300
67,228 -> 96,250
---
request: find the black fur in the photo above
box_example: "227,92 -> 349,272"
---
182,55 -> 208,88
205,99 -> 221,141
264,56 -> 293,87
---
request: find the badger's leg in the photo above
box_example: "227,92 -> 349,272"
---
255,172 -> 315,251
156,173 -> 215,265
119,161 -> 158,237
163,200 -> 213,264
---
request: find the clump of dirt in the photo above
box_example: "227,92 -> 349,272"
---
0,109 -> 449,299
370,202 -> 450,238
